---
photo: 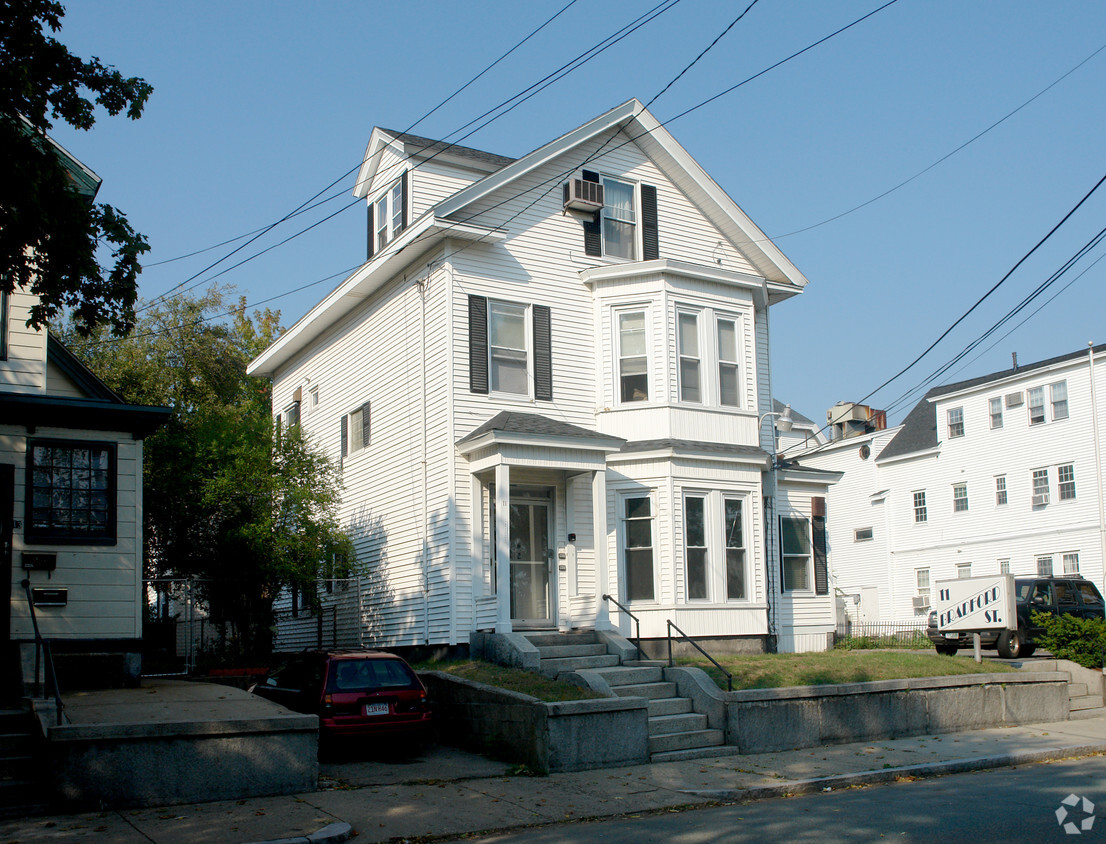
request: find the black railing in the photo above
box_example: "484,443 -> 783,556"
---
601,594 -> 643,660
20,580 -> 64,726
666,619 -> 733,692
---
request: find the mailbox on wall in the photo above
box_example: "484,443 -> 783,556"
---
30,587 -> 67,607
21,552 -> 56,572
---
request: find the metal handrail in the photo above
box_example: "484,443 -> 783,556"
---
666,619 -> 733,692
20,580 -> 64,725
601,594 -> 643,660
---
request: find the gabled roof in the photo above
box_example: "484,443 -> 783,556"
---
877,343 -> 1105,462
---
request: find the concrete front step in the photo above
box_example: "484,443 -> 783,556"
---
1069,683 -> 1089,698
539,654 -> 619,675
536,643 -> 608,660
1070,705 -> 1106,721
647,697 -> 692,717
648,712 -> 707,737
651,745 -> 741,763
612,682 -> 678,700
592,666 -> 664,686
523,631 -> 600,648
648,728 -> 725,755
1070,694 -> 1104,712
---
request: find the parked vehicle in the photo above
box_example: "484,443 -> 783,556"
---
250,649 -> 431,749
927,576 -> 1106,658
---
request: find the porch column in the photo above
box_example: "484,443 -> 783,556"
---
593,468 -> 610,630
495,462 -> 511,633
470,473 -> 484,599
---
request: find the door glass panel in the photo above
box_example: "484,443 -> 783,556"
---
509,502 -> 550,622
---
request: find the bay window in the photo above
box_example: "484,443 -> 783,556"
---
623,495 -> 655,601
677,311 -> 701,403
717,317 -> 740,407
618,310 -> 649,402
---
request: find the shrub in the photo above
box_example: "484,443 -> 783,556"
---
1031,611 -> 1106,669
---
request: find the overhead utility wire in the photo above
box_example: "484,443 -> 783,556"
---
137,0 -> 584,302
139,0 -> 683,312
773,41 -> 1106,240
855,168 -> 1106,407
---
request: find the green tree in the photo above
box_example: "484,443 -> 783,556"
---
62,289 -> 353,656
1,0 -> 153,335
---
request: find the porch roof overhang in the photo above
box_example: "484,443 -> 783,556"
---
457,411 -> 625,474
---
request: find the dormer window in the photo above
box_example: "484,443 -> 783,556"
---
367,172 -> 408,259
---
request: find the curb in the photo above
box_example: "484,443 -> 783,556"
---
682,743 -> 1106,801
244,821 -> 352,844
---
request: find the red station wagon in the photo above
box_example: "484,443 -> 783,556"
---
251,650 -> 431,748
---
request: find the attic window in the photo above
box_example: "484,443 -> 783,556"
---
367,172 -> 408,259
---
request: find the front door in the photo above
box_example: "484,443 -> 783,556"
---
509,498 -> 552,626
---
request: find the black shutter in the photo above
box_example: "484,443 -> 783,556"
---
366,203 -> 375,260
399,170 -> 409,233
533,305 -> 552,401
340,415 -> 348,459
812,497 -> 829,595
468,295 -> 489,394
360,401 -> 371,445
641,184 -> 659,260
582,171 -> 602,256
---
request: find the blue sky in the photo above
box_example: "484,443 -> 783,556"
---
49,1 -> 1106,427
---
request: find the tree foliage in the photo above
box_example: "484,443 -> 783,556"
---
1,0 -> 153,334
61,290 -> 353,656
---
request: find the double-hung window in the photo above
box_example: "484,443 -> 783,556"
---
1037,555 -> 1053,576
995,475 -> 1007,506
1028,387 -> 1046,425
468,296 -> 552,400
781,516 -> 811,591
341,402 -> 371,459
1032,468 -> 1049,505
1051,381 -> 1069,420
623,496 -> 655,601
1058,463 -> 1076,500
1063,552 -> 1081,575
26,440 -> 116,544
489,301 -> 529,395
724,497 -> 747,601
617,310 -> 649,402
677,311 -> 701,403
368,174 -> 407,256
913,491 -> 927,523
602,177 -> 636,259
989,397 -> 1003,428
684,496 -> 708,600
952,483 -> 968,512
947,407 -> 964,438
717,317 -> 740,407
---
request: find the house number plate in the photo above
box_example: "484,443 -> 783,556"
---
364,702 -> 389,717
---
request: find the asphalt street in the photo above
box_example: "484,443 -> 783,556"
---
473,754 -> 1106,843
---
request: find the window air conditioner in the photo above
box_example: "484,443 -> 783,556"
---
1032,492 -> 1049,507
912,595 -> 930,610
562,177 -> 604,213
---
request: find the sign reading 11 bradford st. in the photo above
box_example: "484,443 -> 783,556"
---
934,575 -> 1017,635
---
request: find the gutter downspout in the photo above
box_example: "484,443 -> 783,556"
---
758,278 -> 779,648
419,272 -> 430,646
1088,342 -> 1106,595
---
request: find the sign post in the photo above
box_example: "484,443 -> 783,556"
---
933,575 -> 1016,663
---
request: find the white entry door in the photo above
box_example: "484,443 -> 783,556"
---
509,499 -> 552,626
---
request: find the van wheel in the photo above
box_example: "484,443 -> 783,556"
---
997,627 -> 1026,659
935,644 -> 957,656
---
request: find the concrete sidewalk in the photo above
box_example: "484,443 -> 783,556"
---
4,713 -> 1106,843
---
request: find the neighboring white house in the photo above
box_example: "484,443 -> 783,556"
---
0,137 -> 168,694
249,99 -> 839,654
799,344 -> 1106,627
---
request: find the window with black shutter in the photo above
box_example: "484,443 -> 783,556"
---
468,295 -> 553,401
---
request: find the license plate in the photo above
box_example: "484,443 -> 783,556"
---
944,633 -> 959,640
364,702 -> 390,717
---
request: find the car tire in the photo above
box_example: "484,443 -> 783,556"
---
997,627 -> 1026,659
934,644 -> 957,656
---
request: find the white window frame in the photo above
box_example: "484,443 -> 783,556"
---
913,490 -> 927,523
957,562 -> 972,579
488,299 -> 531,397
1063,551 -> 1080,575
952,482 -> 969,513
998,558 -> 1011,575
1028,386 -> 1046,425
947,407 -> 964,438
600,175 -> 637,260
1032,468 -> 1050,506
1051,380 -> 1069,421
614,306 -> 650,405
372,175 -> 406,252
989,397 -> 1003,429
916,568 -> 931,598
723,495 -> 749,602
780,515 -> 812,592
348,403 -> 370,454
677,309 -> 702,404
683,493 -> 709,602
1058,463 -> 1076,501
716,315 -> 741,408
620,492 -> 656,603
995,475 -> 1007,506
1037,555 -> 1053,576
854,527 -> 874,542
308,385 -> 319,412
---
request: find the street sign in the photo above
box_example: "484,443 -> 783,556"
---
934,574 -> 1016,634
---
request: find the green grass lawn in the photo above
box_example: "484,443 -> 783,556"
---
415,659 -> 605,702
681,650 -> 1020,691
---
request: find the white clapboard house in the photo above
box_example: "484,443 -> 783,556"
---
1,136 -> 168,694
798,344 -> 1106,627
249,99 -> 839,654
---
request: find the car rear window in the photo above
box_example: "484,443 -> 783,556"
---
326,658 -> 419,693
1079,582 -> 1104,606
